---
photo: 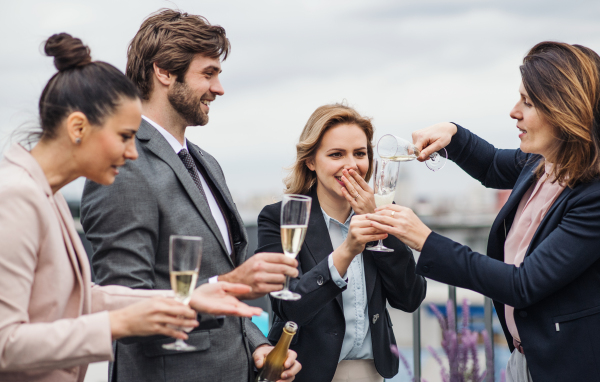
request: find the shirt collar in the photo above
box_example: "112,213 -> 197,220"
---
142,115 -> 188,154
321,208 -> 355,229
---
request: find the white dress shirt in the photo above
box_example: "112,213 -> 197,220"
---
142,115 -> 233,259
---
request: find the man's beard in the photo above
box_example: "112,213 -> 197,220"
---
167,80 -> 209,126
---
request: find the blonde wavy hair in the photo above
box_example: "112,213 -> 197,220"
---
284,103 -> 375,195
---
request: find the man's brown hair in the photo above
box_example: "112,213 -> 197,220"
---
126,9 -> 230,100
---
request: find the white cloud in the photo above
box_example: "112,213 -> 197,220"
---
2,0 -> 600,205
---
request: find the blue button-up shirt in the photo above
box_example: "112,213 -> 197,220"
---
322,209 -> 373,361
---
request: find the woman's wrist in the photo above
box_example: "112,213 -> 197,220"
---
109,309 -> 128,341
447,122 -> 458,137
341,239 -> 362,259
414,228 -> 433,252
332,242 -> 359,276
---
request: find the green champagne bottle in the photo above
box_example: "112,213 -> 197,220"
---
256,321 -> 298,382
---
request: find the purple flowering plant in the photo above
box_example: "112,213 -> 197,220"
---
394,298 -> 494,382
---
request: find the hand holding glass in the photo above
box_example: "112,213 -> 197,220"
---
366,159 -> 400,252
162,235 -> 203,351
378,134 -> 447,171
271,194 -> 311,301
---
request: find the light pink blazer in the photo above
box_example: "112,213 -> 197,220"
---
0,144 -> 164,382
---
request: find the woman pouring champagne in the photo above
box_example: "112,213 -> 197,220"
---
368,41 -> 600,381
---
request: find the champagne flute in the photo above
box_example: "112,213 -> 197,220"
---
378,134 -> 447,171
366,159 -> 400,252
162,235 -> 203,351
270,194 -> 312,301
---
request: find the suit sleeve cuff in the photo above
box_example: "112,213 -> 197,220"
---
416,231 -> 449,276
328,254 -> 348,288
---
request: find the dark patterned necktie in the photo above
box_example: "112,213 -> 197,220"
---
178,149 -> 207,200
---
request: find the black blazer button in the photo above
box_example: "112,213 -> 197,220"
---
422,265 -> 430,273
317,275 -> 324,285
519,311 -> 528,318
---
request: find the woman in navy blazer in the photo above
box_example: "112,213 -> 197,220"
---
257,104 -> 426,382
368,42 -> 600,381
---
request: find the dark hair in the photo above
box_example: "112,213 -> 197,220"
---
39,33 -> 140,140
127,9 -> 230,100
521,41 -> 600,187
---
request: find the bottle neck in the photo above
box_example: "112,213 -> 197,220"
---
273,329 -> 294,352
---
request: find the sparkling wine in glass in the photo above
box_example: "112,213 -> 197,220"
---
270,194 -> 311,301
366,158 -> 400,252
378,134 -> 447,171
162,235 -> 203,351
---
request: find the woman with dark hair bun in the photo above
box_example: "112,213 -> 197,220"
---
0,33 -> 260,382
368,41 -> 600,381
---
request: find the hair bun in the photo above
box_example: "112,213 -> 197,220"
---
44,33 -> 92,71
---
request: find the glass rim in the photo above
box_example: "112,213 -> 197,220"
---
169,235 -> 203,242
283,194 -> 312,201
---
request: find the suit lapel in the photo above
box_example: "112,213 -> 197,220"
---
187,143 -> 236,214
56,194 -> 94,305
51,194 -> 85,314
187,142 -> 248,259
136,121 -> 229,255
496,169 -> 537,223
363,251 -> 377,303
302,190 -> 343,309
303,193 -> 333,265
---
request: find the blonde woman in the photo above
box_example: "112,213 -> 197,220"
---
256,104 -> 427,382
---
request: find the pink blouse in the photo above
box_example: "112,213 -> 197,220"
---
503,162 -> 565,342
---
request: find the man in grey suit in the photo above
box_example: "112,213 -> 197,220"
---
81,9 -> 302,382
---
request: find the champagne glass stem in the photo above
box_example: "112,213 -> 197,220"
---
283,275 -> 291,292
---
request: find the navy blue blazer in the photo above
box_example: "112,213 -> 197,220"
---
257,188 -> 427,382
416,125 -> 600,381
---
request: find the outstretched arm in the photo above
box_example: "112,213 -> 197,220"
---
413,122 -> 532,189
370,189 -> 600,309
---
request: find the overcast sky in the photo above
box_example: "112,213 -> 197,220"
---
2,0 -> 600,207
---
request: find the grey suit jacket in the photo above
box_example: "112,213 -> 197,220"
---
80,120 -> 268,382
